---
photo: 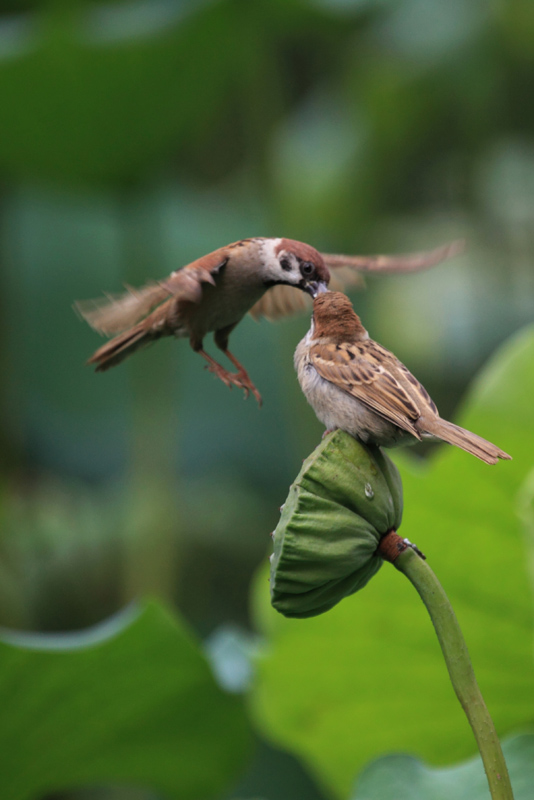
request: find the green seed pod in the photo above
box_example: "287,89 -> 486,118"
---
270,430 -> 403,618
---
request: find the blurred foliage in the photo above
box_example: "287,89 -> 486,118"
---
351,732 -> 534,800
0,602 -> 251,799
0,0 -> 532,798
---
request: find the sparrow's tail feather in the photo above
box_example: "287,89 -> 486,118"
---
87,324 -> 156,371
421,417 -> 511,465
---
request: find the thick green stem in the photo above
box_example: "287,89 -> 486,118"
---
382,535 -> 514,800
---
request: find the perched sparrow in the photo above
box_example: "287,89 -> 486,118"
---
76,236 -> 462,406
295,291 -> 511,465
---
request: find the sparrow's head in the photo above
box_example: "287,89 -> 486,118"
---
261,238 -> 330,297
312,291 -> 368,342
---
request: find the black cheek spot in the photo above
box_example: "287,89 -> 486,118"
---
280,257 -> 292,271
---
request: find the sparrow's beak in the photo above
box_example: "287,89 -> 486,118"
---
306,280 -> 329,299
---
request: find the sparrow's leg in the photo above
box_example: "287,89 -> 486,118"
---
214,326 -> 262,406
196,348 -> 236,389
220,348 -> 263,406
191,333 -> 262,405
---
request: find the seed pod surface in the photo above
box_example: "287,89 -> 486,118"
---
270,430 -> 403,618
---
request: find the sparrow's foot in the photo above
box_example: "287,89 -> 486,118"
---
221,349 -> 262,407
199,349 -> 262,406
204,359 -> 234,389
322,427 -> 336,439
231,367 -> 263,407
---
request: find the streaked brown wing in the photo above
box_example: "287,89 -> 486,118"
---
396,362 -> 439,415
249,284 -> 312,321
161,252 -> 228,292
310,342 -> 422,438
75,255 -> 226,336
160,265 -> 217,304
321,239 -> 464,275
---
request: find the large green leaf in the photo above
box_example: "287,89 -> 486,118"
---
0,601 -> 252,799
351,732 -> 534,800
250,325 -> 534,798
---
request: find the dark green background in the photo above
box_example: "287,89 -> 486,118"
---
0,2 -> 533,799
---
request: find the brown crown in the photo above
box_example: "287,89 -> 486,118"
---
312,291 -> 367,341
276,239 -> 330,283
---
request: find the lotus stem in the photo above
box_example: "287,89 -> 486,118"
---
379,532 -> 514,800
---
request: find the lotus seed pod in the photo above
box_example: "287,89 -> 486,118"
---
270,430 -> 403,618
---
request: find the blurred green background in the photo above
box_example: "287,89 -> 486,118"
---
1,1 -> 534,799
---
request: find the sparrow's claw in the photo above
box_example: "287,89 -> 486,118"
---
204,359 -> 262,406
230,368 -> 262,406
236,372 -> 262,407
204,360 -> 234,387
220,349 -> 263,407
204,361 -> 232,388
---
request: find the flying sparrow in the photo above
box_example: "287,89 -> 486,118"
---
76,237 -> 462,406
295,291 -> 511,465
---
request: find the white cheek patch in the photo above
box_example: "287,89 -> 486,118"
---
259,238 -> 283,280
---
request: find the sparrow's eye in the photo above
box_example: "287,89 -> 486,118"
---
301,261 -> 315,277
280,257 -> 292,272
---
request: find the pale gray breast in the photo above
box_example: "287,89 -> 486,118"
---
295,334 -> 411,447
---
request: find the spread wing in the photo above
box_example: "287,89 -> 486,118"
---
249,284 -> 312,321
249,239 -> 463,321
74,255 -> 228,336
309,342 -> 423,439
321,239 -> 464,274
74,282 -> 173,336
